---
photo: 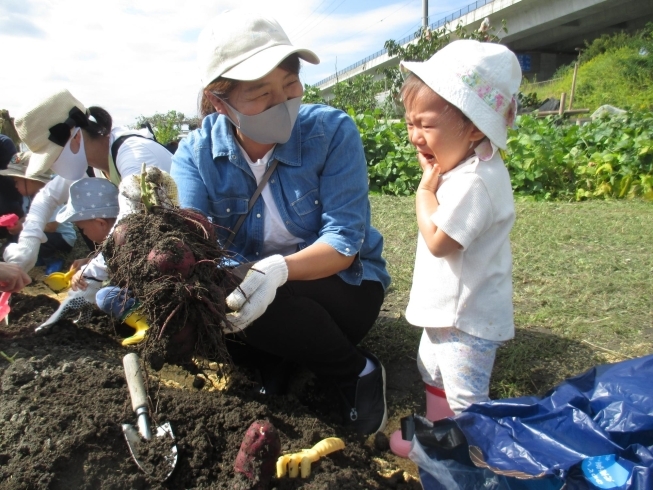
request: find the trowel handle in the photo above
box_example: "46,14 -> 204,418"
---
123,353 -> 148,413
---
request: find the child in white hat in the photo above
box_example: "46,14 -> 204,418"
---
390,40 -> 522,457
0,152 -> 76,273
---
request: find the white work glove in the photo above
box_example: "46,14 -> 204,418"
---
118,165 -> 178,216
35,279 -> 102,333
3,236 -> 42,272
225,254 -> 288,333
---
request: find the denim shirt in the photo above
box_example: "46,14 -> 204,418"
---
171,104 -> 390,291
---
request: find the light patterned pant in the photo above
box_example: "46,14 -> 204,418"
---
417,327 -> 503,414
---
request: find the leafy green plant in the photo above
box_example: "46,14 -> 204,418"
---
302,84 -> 325,104
349,109 -> 419,195
571,111 -> 653,200
133,110 -> 192,145
349,106 -> 652,200
579,22 -> 653,64
505,116 -> 577,200
504,112 -> 653,201
518,91 -> 541,111
330,75 -> 385,114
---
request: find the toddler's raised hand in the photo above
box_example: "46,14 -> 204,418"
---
418,156 -> 441,193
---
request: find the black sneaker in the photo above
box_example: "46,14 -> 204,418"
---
336,351 -> 387,435
253,360 -> 295,395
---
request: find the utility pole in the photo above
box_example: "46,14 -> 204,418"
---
423,0 -> 428,29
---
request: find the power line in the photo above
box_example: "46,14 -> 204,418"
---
288,0 -> 333,38
333,0 -> 419,46
293,0 -> 348,41
395,20 -> 423,41
290,0 -> 340,39
293,0 -> 345,40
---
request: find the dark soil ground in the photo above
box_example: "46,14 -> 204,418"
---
0,283 -> 425,490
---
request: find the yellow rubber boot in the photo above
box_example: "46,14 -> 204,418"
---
121,311 -> 150,346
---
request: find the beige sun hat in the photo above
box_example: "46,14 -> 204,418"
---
401,40 -> 522,149
15,88 -> 89,178
0,151 -> 53,184
198,10 -> 320,87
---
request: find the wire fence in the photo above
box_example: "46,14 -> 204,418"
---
524,77 -> 563,87
314,0 -> 495,87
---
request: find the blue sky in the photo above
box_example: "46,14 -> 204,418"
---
0,0 -> 478,126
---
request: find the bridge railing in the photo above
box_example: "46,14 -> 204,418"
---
314,0 -> 495,87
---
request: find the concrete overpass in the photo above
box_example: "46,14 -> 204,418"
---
316,0 -> 653,99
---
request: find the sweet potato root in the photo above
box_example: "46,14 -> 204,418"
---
234,420 -> 281,488
103,208 -> 234,367
112,223 -> 129,246
147,241 -> 196,278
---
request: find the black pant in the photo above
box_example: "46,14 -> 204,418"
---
227,275 -> 385,381
40,232 -> 73,261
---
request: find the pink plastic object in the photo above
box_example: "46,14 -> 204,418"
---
0,214 -> 19,228
0,292 -> 11,323
425,384 -> 455,421
389,429 -> 412,458
391,385 -> 456,458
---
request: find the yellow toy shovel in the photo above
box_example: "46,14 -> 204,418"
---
43,269 -> 76,293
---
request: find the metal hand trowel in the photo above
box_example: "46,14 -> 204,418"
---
43,268 -> 76,293
121,353 -> 178,480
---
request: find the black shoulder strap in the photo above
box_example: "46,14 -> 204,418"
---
224,159 -> 278,249
141,122 -> 158,142
110,134 -> 171,177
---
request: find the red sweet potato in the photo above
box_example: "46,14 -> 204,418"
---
112,223 -> 129,246
147,241 -> 196,278
234,420 -> 281,486
178,209 -> 216,242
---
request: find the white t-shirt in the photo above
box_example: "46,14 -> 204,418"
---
405,141 -> 515,341
237,143 -> 303,258
21,196 -> 76,247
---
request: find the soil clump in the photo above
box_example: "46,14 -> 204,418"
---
0,292 -> 423,489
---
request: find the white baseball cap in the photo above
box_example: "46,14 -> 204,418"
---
197,10 -> 320,87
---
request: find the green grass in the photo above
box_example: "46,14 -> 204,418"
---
367,196 -> 653,399
522,45 -> 653,112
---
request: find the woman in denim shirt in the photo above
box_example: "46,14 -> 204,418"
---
172,10 -> 390,435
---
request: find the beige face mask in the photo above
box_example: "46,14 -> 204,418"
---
216,96 -> 302,144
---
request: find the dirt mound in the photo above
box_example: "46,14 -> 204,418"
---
0,293 -> 421,489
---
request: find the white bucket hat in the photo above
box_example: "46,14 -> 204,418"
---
15,89 -> 91,178
197,10 -> 320,87
0,151 -> 53,184
56,177 -> 119,223
401,40 -> 522,149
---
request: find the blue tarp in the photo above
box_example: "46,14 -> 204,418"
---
407,354 -> 653,490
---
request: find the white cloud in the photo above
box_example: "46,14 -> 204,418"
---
0,0 -> 468,126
